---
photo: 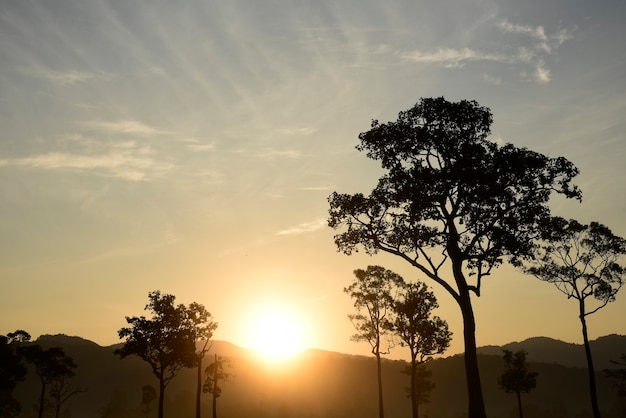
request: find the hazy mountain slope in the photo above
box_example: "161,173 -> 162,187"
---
11,334 -> 626,418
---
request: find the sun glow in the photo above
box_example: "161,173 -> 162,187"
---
242,305 -> 309,362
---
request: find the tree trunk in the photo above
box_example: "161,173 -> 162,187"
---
212,354 -> 218,418
516,389 -> 523,418
376,352 -> 385,418
196,355 -> 202,418
459,292 -> 486,418
410,360 -> 418,418
37,380 -> 46,418
580,303 -> 602,418
158,378 -> 165,418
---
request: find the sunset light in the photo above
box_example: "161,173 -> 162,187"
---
242,305 -> 310,362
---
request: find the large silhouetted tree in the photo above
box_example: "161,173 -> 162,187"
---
185,302 -> 218,418
21,345 -> 77,418
345,265 -> 403,418
393,281 -> 451,418
521,218 -> 626,418
498,349 -> 537,418
0,330 -> 31,418
328,97 -> 581,418
116,291 -> 197,418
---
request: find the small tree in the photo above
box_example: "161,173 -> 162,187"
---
393,281 -> 451,418
116,291 -> 197,418
401,363 -> 435,418
498,349 -> 538,418
605,353 -> 626,397
522,218 -> 625,418
21,345 -> 77,418
140,385 -> 157,418
48,373 -> 87,418
203,354 -> 232,418
345,265 -> 403,418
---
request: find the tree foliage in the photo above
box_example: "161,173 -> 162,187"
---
328,97 -> 580,418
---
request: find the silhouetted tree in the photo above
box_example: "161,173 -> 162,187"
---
522,218 -> 625,418
48,373 -> 87,418
498,349 -> 538,418
21,345 -> 77,418
185,302 -> 218,418
605,353 -> 626,397
116,290 -> 197,418
141,385 -> 157,418
328,97 -> 580,418
203,354 -> 231,418
345,265 -> 403,418
393,281 -> 451,418
402,363 -> 435,417
0,330 -> 31,418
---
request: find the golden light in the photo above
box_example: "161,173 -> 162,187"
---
241,304 -> 310,362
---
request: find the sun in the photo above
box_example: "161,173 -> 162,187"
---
242,305 -> 309,362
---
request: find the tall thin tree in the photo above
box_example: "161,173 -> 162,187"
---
344,265 -> 403,418
521,218 -> 625,418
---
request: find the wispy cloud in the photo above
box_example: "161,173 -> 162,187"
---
24,68 -> 108,85
279,127 -> 317,136
83,120 -> 170,136
256,149 -> 302,158
12,145 -> 172,181
402,19 -> 574,83
276,218 -> 327,236
402,48 -> 506,68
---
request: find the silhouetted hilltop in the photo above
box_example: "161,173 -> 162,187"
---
477,334 -> 626,370
11,334 -> 626,418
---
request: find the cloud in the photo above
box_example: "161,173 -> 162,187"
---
13,151 -> 172,181
401,19 -> 574,83
279,127 -> 317,136
25,68 -> 108,85
83,120 -> 169,136
256,149 -> 302,158
401,48 -> 506,68
276,218 -> 327,236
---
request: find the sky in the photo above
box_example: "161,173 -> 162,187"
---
1,0 -> 625,360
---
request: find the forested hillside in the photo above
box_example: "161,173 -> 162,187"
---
11,334 -> 626,418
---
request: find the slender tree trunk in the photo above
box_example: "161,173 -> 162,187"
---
516,389 -> 523,418
158,378 -> 165,418
580,302 -> 601,418
196,355 -> 202,418
410,359 -> 418,418
376,352 -> 385,418
212,354 -> 218,418
37,380 -> 46,418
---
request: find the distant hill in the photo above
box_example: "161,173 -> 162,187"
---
477,334 -> 626,370
11,334 -> 626,418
